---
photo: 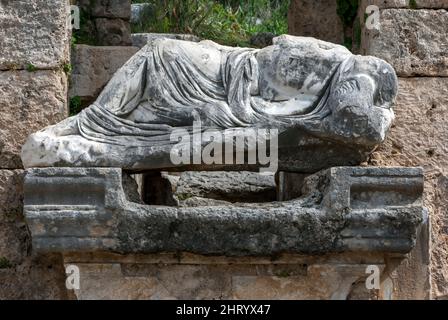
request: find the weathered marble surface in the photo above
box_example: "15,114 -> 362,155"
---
131,33 -> 201,48
22,36 -> 398,172
24,166 -> 424,255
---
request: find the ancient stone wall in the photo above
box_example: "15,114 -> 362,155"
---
287,0 -> 448,300
74,0 -> 132,46
288,0 -> 345,44
0,0 -> 71,299
288,0 -> 360,51
359,1 -> 448,299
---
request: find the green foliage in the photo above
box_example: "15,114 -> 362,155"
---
63,63 -> 72,75
0,257 -> 12,269
336,0 -> 359,51
336,0 -> 359,27
26,63 -> 37,72
70,96 -> 83,116
71,35 -> 78,48
72,6 -> 97,45
409,0 -> 417,9
344,36 -> 353,51
274,270 -> 292,278
353,18 -> 362,47
131,0 -> 290,47
176,193 -> 193,201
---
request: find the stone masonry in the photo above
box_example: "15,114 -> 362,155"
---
359,1 -> 448,299
0,0 -> 70,299
288,0 -> 345,44
75,0 -> 132,46
69,45 -> 139,108
286,0 -> 448,300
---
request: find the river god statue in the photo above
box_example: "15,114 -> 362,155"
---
21,35 -> 398,172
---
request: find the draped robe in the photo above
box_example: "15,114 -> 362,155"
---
76,39 -> 346,148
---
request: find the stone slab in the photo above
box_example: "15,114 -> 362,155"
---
78,0 -> 131,19
95,18 -> 132,46
173,171 -> 277,203
69,45 -> 140,106
362,9 -> 448,76
0,221 -> 28,265
361,0 -> 448,8
0,70 -> 68,169
370,78 -> 448,171
140,171 -> 277,207
288,0 -> 344,45
0,169 -> 69,298
0,0 -> 69,70
67,261 -> 383,300
23,166 -> 424,256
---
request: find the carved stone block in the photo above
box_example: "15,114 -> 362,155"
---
69,45 -> 139,107
0,0 -> 69,70
78,0 -> 131,19
95,18 -> 132,46
288,0 -> 345,44
0,70 -> 68,168
23,166 -> 424,256
362,9 -> 448,76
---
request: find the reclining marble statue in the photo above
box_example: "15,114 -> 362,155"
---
21,35 -> 425,256
21,35 -> 398,172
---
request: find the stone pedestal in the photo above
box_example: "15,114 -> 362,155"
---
23,166 -> 425,299
63,252 -> 389,300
